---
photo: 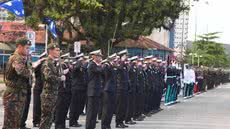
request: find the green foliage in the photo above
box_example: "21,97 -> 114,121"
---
79,0 -> 188,50
186,32 -> 230,68
6,13 -> 16,21
22,0 -> 187,54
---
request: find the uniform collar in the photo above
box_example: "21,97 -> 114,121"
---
14,50 -> 26,58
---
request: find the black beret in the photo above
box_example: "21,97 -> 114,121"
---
16,38 -> 31,46
47,43 -> 60,50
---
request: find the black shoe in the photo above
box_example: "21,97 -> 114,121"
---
102,126 -> 111,129
134,117 -> 144,121
70,123 -> 82,127
33,123 -> 39,127
140,114 -> 146,119
20,127 -> 31,129
116,124 -> 126,128
121,123 -> 129,128
145,113 -> 152,117
150,110 -> 158,114
81,112 -> 86,116
125,120 -> 136,125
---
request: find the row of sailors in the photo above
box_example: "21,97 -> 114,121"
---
32,48 -> 168,129
34,47 -> 230,129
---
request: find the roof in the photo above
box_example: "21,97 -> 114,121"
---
0,22 -> 45,44
0,42 -> 15,51
0,22 -> 93,46
115,36 -> 174,52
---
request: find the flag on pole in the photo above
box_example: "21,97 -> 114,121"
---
44,17 -> 58,38
0,0 -> 24,17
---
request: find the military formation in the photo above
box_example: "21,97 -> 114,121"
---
2,38 -> 230,129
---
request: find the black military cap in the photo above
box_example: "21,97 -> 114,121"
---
47,43 -> 60,50
16,38 -> 31,46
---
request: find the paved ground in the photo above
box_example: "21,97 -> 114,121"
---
0,83 -> 230,129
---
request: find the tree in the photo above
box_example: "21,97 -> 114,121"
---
79,0 -> 188,54
17,0 -> 187,54
185,32 -> 230,68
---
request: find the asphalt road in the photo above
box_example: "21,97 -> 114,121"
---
0,83 -> 230,129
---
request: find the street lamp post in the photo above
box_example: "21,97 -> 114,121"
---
189,53 -> 199,65
193,0 -> 199,42
189,53 -> 194,64
198,55 -> 203,66
192,0 -> 209,42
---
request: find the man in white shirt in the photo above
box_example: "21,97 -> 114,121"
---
183,65 -> 196,98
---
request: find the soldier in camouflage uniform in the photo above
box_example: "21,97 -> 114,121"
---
3,38 -> 32,129
39,44 -> 64,129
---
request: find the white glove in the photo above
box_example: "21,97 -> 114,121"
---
32,58 -> 46,68
29,69 -> 33,76
60,75 -> 66,81
63,69 -> 69,74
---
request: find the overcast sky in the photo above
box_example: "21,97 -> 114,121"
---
188,0 -> 230,44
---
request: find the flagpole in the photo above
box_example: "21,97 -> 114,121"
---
45,24 -> 48,53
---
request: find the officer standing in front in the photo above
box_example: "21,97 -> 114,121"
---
115,49 -> 129,128
39,44 -> 65,129
125,56 -> 138,125
69,53 -> 87,127
55,57 -> 72,129
3,38 -> 32,129
86,50 -> 103,129
101,53 -> 118,129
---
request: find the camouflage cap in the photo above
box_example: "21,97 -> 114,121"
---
47,43 -> 60,50
16,38 -> 31,46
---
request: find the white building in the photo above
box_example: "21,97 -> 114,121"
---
0,9 -> 24,22
0,9 -> 8,21
174,0 -> 190,55
147,28 -> 170,48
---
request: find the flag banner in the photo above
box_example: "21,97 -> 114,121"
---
0,0 -> 24,17
44,17 -> 58,38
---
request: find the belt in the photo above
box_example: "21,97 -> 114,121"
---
167,76 -> 177,79
5,86 -> 27,94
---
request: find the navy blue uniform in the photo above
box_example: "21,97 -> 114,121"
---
101,63 -> 117,129
69,61 -> 88,126
86,61 -> 103,129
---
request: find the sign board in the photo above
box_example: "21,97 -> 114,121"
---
26,31 -> 36,53
74,41 -> 81,54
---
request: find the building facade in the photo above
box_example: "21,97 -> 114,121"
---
113,36 -> 174,60
0,9 -> 8,21
173,0 -> 190,55
147,28 -> 170,48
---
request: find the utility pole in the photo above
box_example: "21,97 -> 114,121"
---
180,10 -> 185,78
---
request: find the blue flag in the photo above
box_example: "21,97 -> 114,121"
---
44,17 -> 58,38
0,0 -> 24,17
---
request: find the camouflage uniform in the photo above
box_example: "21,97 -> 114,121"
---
39,57 -> 61,129
3,51 -> 31,129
